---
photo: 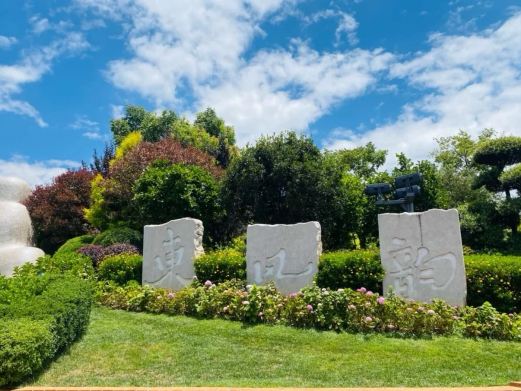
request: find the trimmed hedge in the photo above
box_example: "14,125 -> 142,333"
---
192,248 -> 521,313
195,248 -> 246,284
317,250 -> 383,293
98,254 -> 143,285
0,273 -> 93,386
465,254 -> 521,313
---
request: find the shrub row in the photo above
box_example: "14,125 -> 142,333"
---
96,280 -> 521,340
194,249 -> 521,313
0,271 -> 93,386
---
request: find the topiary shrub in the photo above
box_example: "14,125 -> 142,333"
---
317,250 -> 383,293
93,227 -> 143,248
25,169 -> 94,253
0,274 -> 93,386
195,248 -> 246,284
53,234 -> 95,257
98,254 -> 143,285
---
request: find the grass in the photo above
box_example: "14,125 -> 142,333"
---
29,305 -> 521,388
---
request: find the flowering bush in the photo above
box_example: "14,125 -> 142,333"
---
96,280 -> 521,341
77,243 -> 139,268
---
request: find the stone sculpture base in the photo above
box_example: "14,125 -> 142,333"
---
246,222 -> 322,295
378,209 -> 466,306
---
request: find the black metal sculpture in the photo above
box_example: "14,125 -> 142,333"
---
364,172 -> 422,213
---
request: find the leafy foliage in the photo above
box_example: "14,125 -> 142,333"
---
92,227 -> 143,248
97,254 -> 143,285
473,136 -> 521,167
77,243 -> 139,268
195,248 -> 246,284
96,280 -> 521,340
85,138 -> 223,230
132,161 -> 222,243
53,234 -> 95,257
25,169 -> 94,253
222,132 -> 364,249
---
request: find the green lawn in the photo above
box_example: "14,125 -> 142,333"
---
29,306 -> 521,388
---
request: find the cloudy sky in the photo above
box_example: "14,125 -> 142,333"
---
1,0 -> 521,185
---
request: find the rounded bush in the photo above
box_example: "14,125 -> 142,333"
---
53,234 -> 95,257
98,254 -> 143,285
473,137 -> 521,167
77,243 -> 139,268
93,227 -> 143,248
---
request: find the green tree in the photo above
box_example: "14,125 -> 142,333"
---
132,160 -> 223,244
473,136 -> 521,237
222,132 -> 364,249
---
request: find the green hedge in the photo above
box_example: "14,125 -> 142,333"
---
195,248 -> 246,284
93,227 -> 143,249
0,262 -> 93,386
192,248 -> 521,313
53,234 -> 95,257
465,254 -> 521,313
317,250 -> 383,293
98,254 -> 143,285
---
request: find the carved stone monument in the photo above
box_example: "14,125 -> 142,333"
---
142,218 -> 204,290
378,209 -> 466,306
0,176 -> 45,276
246,222 -> 321,295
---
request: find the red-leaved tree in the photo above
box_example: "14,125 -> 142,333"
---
25,169 -> 94,253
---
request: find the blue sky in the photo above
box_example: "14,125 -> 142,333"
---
1,0 -> 521,185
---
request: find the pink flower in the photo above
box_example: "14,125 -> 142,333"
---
306,304 -> 313,312
427,309 -> 436,315
377,296 -> 385,305
223,306 -> 229,312
289,292 -> 298,298
348,304 -> 356,310
242,300 -> 250,305
204,280 -> 213,287
387,324 -> 395,330
364,316 -> 373,322
357,287 -> 367,293
167,292 -> 175,299
366,291 -> 374,296
258,312 -> 264,317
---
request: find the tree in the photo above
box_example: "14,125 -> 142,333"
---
221,132 -> 364,249
85,138 -> 223,231
472,136 -> 521,237
25,169 -> 94,253
132,161 -> 223,244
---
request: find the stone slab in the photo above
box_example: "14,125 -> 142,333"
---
246,222 -> 321,295
378,209 -> 466,306
142,218 -> 204,290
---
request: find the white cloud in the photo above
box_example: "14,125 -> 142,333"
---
111,104 -> 125,119
0,36 -> 17,49
0,156 -> 81,187
200,42 -> 392,144
30,17 -> 51,34
0,32 -> 90,126
70,116 -> 104,139
325,12 -> 521,166
76,0 -> 389,145
305,9 -> 359,46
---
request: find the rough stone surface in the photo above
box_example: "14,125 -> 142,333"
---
246,222 -> 321,295
142,218 -> 204,290
0,176 -> 44,276
378,209 -> 466,306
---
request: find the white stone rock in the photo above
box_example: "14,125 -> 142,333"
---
0,176 -> 44,276
0,176 -> 31,202
142,218 -> 204,290
246,222 -> 321,295
378,209 -> 466,306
